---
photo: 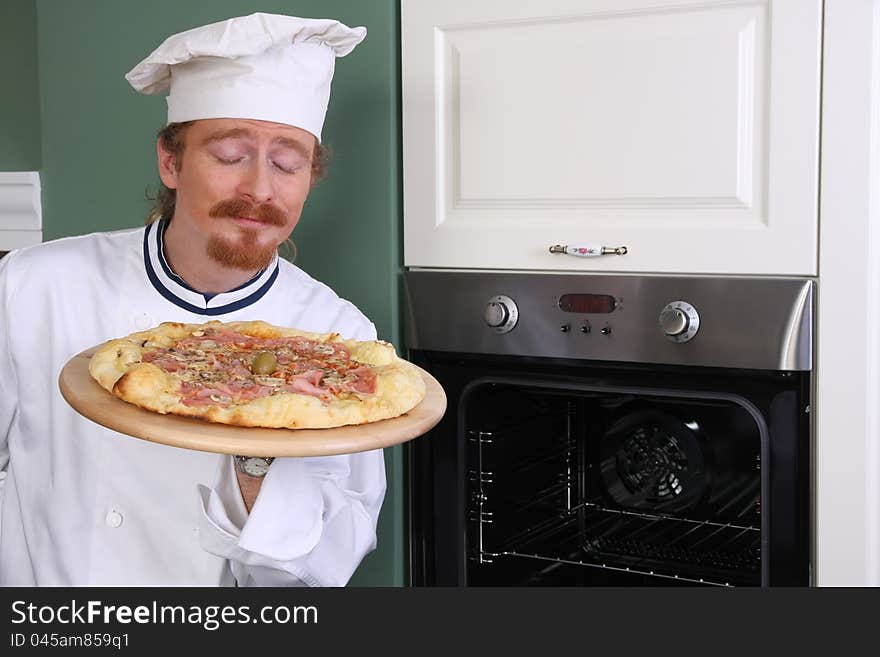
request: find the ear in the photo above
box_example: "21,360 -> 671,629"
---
157,137 -> 179,189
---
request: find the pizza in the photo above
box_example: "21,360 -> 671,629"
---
88,320 -> 426,429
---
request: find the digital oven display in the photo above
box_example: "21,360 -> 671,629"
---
558,293 -> 617,314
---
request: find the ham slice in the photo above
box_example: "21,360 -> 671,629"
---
301,369 -> 324,386
348,366 -> 378,394
284,374 -> 327,399
151,357 -> 185,372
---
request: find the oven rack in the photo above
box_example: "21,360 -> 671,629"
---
481,500 -> 761,587
496,552 -> 733,587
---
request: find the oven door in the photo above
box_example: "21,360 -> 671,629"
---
407,352 -> 810,587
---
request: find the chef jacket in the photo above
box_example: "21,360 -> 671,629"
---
0,219 -> 386,586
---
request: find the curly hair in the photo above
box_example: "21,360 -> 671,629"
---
146,121 -> 331,224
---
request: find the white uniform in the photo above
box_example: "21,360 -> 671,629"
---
0,220 -> 386,586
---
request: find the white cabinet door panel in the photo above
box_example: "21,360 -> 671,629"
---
402,0 -> 821,274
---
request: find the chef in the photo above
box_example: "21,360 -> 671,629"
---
0,13 -> 385,586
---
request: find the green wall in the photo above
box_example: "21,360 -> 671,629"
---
0,0 -> 41,170
28,0 -> 403,586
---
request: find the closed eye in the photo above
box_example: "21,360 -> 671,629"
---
272,160 -> 302,174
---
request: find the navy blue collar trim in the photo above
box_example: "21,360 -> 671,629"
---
155,219 -> 265,298
143,220 -> 279,316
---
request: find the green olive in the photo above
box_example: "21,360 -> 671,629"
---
251,351 -> 278,375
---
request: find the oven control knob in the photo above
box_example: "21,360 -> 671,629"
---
659,301 -> 700,342
660,308 -> 688,335
484,295 -> 519,334
484,302 -> 508,327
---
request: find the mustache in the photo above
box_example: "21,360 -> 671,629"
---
208,198 -> 287,226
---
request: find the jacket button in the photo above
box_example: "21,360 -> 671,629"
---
134,313 -> 153,330
105,510 -> 123,528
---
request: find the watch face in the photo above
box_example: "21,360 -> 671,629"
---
242,457 -> 272,477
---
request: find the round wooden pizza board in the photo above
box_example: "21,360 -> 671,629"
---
58,347 -> 447,457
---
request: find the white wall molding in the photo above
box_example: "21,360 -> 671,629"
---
0,171 -> 42,250
866,0 -> 880,588
816,0 -> 880,586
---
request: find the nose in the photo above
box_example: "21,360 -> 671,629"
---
237,157 -> 273,204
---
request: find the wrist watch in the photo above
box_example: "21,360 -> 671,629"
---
234,455 -> 275,478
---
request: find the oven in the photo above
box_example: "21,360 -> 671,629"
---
404,271 -> 812,587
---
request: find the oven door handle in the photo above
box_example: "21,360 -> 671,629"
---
549,244 -> 628,257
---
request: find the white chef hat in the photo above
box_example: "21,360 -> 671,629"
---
125,13 -> 366,141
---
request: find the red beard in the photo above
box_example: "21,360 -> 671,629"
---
206,198 -> 287,270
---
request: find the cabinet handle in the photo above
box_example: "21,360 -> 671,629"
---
549,244 -> 628,257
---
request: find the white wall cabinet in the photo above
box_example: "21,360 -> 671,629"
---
402,0 -> 822,275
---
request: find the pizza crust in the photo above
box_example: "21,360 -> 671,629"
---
88,320 -> 426,429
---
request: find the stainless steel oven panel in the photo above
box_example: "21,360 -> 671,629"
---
404,271 -> 813,371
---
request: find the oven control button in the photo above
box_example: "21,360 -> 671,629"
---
484,295 -> 519,334
484,302 -> 508,326
659,301 -> 700,342
660,308 -> 688,335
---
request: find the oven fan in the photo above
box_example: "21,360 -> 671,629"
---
599,408 -> 709,514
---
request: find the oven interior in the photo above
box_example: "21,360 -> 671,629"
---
466,383 -> 762,587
